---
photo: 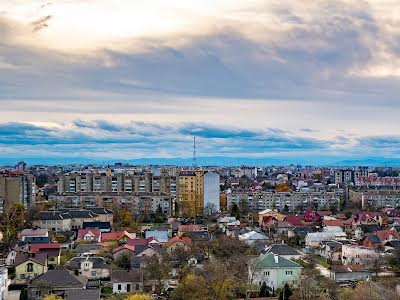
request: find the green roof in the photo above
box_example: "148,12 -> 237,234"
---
255,253 -> 302,269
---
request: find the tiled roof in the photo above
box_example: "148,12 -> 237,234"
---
65,289 -> 100,300
323,219 -> 344,227
284,215 -> 303,226
20,228 -> 48,237
255,253 -> 302,269
101,231 -> 134,242
164,236 -> 193,248
112,245 -> 135,254
266,244 -> 300,256
376,230 -> 400,241
14,252 -> 47,266
67,256 -> 108,269
30,269 -> 85,287
111,269 -> 141,283
77,229 -> 101,241
30,243 -> 61,252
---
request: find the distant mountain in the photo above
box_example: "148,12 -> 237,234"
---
1,156 -> 400,167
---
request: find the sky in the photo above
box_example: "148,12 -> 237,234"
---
1,0 -> 400,165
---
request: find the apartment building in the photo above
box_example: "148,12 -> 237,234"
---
349,189 -> 400,209
227,190 -> 343,212
57,172 -> 175,194
176,170 -> 220,217
0,172 -> 36,213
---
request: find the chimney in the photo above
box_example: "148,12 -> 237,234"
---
274,254 -> 279,264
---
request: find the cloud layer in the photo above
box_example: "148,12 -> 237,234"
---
1,1 -> 400,163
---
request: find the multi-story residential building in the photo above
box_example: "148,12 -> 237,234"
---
57,172 -> 174,194
349,189 -> 400,209
177,170 -> 204,217
176,170 -> 220,217
341,245 -> 378,266
49,192 -> 171,216
227,190 -> 343,212
0,171 -> 36,213
334,169 -> 354,185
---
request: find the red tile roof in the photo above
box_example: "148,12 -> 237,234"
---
30,243 -> 61,253
375,230 -> 400,241
112,245 -> 135,254
323,219 -> 344,227
164,236 -> 193,248
77,229 -> 101,242
101,231 -> 134,242
284,215 -> 303,226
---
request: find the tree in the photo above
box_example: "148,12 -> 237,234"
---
230,203 -> 240,219
19,287 -> 28,300
238,197 -> 249,216
259,282 -> 269,297
169,245 -> 192,281
278,283 -> 292,300
115,253 -> 132,269
291,269 -> 323,300
204,203 -> 217,217
124,294 -> 152,300
143,254 -> 171,293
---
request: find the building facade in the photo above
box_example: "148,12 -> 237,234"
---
0,172 -> 35,213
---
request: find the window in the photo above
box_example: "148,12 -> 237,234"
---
26,263 -> 34,272
264,271 -> 270,276
135,284 -> 140,290
285,270 -> 293,276
91,271 -> 96,276
118,284 -> 122,291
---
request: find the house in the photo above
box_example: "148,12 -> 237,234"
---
112,245 -> 136,261
0,267 -> 9,300
253,253 -> 302,290
82,222 -> 112,233
304,209 -> 322,223
164,236 -> 193,252
14,252 -> 48,282
84,207 -> 114,224
75,244 -> 103,255
323,219 -> 344,228
77,229 -> 101,243
284,215 -> 303,227
218,216 -> 240,232
305,232 -> 339,248
64,289 -> 101,300
354,224 -> 381,240
29,243 -> 61,267
341,245 -> 378,265
319,240 -> 343,262
111,269 -> 143,294
101,231 -> 135,243
67,255 -> 110,279
258,209 -> 286,226
329,265 -> 372,283
33,211 -> 72,231
18,236 -> 51,247
27,269 -> 87,300
264,244 -> 302,260
261,216 -> 278,232
384,240 -> 400,253
177,225 -> 203,237
145,230 -> 168,243
20,229 -> 49,242
238,231 -> 269,245
289,227 -> 313,245
362,235 -> 381,249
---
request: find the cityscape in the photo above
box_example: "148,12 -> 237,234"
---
2,0 -> 400,300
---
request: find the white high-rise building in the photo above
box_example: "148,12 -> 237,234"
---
204,171 -> 220,214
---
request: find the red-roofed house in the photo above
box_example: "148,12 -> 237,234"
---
178,225 -> 202,236
304,209 -> 322,223
101,231 -> 135,243
261,216 -> 278,232
284,215 -> 303,227
323,219 -> 344,228
164,236 -> 193,252
375,230 -> 400,243
29,243 -> 61,253
77,229 -> 101,243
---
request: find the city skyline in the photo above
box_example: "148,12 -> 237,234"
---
2,1 -> 400,163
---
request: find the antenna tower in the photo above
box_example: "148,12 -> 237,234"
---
192,136 -> 197,168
